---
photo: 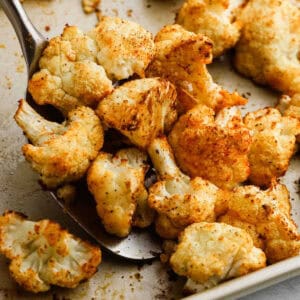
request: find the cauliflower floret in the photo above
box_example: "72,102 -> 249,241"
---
170,222 -> 266,291
146,24 -> 246,114
82,0 -> 100,13
176,0 -> 246,57
87,148 -> 154,237
244,107 -> 300,186
29,26 -> 113,114
234,0 -> 300,94
277,94 -> 300,142
14,99 -> 104,188
168,105 -> 252,189
0,211 -> 101,293
89,16 -> 155,80
147,136 -> 228,239
97,78 -> 177,149
218,181 -> 300,263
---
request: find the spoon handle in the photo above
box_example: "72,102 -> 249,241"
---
0,0 -> 47,77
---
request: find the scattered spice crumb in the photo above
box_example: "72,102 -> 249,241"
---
82,0 -> 100,14
147,4 -> 151,8
5,76 -> 12,89
16,63 -> 25,73
96,9 -> 102,21
112,8 -> 119,16
127,9 -> 133,17
44,25 -> 51,32
0,44 -> 6,49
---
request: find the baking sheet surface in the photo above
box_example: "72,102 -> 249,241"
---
0,1 -> 299,299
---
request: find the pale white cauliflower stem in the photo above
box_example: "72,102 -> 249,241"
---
277,94 -> 300,142
87,148 -> 153,237
14,99 -> 104,188
219,181 -> 300,263
146,24 -> 246,114
176,0 -> 246,57
244,107 -> 300,186
170,223 -> 266,290
0,211 -> 101,293
29,17 -> 155,114
96,78 -> 177,149
234,0 -> 300,94
89,16 -> 155,80
147,136 -> 228,239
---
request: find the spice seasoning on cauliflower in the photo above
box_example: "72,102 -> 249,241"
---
0,211 -> 101,293
89,16 -> 155,80
170,222 -> 266,293
277,94 -> 300,142
29,26 -> 113,115
14,100 -> 104,188
97,78 -> 177,149
168,105 -> 252,190
218,181 -> 300,263
147,136 -> 229,239
244,107 -> 300,187
176,0 -> 246,57
146,24 -> 246,114
234,0 -> 300,94
87,148 -> 154,237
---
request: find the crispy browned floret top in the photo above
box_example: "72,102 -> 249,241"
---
219,181 -> 300,263
176,0 -> 246,57
234,0 -> 300,94
168,105 -> 252,190
146,24 -> 246,114
244,107 -> 300,187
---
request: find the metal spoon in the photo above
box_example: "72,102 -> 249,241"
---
0,0 -> 161,261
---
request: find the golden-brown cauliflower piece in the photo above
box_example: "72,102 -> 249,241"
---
87,148 -> 154,237
146,24 -> 246,114
14,99 -> 104,188
29,26 -> 113,114
277,94 -> 300,142
147,136 -> 228,239
97,78 -> 177,149
244,107 -> 300,186
0,211 -> 101,293
170,222 -> 266,292
219,181 -> 300,263
169,105 -> 252,189
234,0 -> 300,94
176,0 -> 246,57
82,0 -> 100,13
89,16 -> 155,80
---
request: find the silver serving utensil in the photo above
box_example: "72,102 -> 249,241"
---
0,0 -> 161,261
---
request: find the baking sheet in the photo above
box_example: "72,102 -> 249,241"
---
0,1 -> 299,299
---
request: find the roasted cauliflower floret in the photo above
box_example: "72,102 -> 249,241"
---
14,99 -> 104,188
147,136 -> 228,239
169,105 -> 252,189
234,0 -> 300,94
176,0 -> 246,57
244,107 -> 300,186
146,24 -> 246,114
277,94 -> 300,142
89,16 -> 155,80
29,26 -> 113,114
219,181 -> 300,263
87,148 -> 154,237
170,223 -> 266,292
0,211 -> 101,293
97,78 -> 177,149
